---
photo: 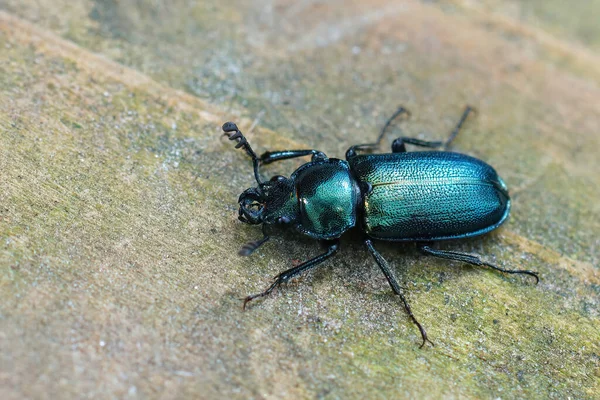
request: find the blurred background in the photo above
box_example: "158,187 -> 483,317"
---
1,1 -> 599,399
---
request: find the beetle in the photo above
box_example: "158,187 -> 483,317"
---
222,106 -> 539,347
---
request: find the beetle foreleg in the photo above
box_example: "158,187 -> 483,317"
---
239,225 -> 270,256
365,239 -> 434,348
242,240 -> 340,310
417,244 -> 539,284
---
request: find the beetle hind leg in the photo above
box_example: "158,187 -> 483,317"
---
365,239 -> 434,348
417,244 -> 539,284
242,240 -> 339,309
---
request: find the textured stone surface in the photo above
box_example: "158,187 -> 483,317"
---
1,1 -> 599,398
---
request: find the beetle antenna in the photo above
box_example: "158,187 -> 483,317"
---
238,225 -> 270,256
222,122 -> 262,184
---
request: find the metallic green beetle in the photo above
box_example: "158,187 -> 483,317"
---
222,107 -> 538,347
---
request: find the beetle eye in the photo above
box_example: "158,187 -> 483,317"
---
277,216 -> 291,224
270,175 -> 287,182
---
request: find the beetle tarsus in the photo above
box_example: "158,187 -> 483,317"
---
418,244 -> 540,284
242,284 -> 277,310
241,241 -> 339,310
239,226 -> 271,256
481,260 -> 540,284
238,237 -> 269,256
365,239 -> 434,348
443,105 -> 476,149
378,106 -> 412,145
415,320 -> 435,349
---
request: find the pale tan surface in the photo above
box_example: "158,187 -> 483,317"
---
1,1 -> 599,398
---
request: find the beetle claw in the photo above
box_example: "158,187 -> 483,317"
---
242,290 -> 270,310
242,295 -> 254,310
419,334 -> 435,349
415,323 -> 435,349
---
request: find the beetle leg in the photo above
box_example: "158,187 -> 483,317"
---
242,240 -> 340,309
391,106 -> 476,152
238,225 -> 270,256
365,239 -> 434,348
417,244 -> 539,284
345,106 -> 411,159
259,149 -> 327,165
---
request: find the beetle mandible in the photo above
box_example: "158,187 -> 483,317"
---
222,106 -> 539,347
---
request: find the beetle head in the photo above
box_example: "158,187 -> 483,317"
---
238,175 -> 298,226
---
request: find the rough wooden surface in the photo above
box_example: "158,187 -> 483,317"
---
1,1 -> 599,398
